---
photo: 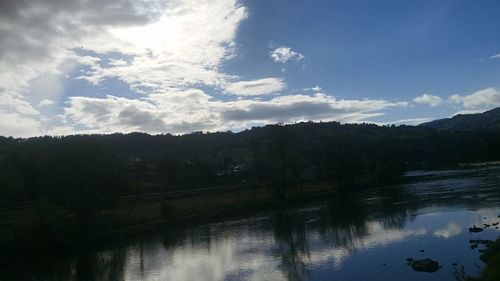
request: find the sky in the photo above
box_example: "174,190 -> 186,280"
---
1,0 -> 500,137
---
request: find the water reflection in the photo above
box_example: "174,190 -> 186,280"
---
3,166 -> 500,281
75,248 -> 127,281
433,223 -> 462,238
272,210 -> 310,281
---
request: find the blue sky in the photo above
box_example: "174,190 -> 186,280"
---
1,0 -> 500,137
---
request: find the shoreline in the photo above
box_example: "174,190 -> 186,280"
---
0,182 -> 339,264
469,238 -> 500,281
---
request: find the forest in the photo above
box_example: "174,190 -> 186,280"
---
1,121 -> 500,208
1,120 -> 500,263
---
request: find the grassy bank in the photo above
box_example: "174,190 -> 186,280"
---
469,238 -> 500,281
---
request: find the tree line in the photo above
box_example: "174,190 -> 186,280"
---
1,121 -> 500,212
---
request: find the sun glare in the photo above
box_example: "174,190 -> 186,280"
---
111,16 -> 182,54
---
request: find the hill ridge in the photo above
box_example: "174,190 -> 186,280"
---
419,107 -> 500,131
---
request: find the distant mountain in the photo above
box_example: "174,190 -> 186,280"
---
419,107 -> 500,131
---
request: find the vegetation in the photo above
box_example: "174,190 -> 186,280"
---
1,117 -> 500,262
420,107 -> 500,131
469,238 -> 500,281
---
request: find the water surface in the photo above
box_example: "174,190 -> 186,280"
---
6,165 -> 500,281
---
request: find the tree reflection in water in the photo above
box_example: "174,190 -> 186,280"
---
5,166 -> 500,281
3,190 -> 419,281
272,209 -> 310,281
74,247 -> 126,281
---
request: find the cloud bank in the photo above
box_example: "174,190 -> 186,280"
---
449,88 -> 500,109
56,90 -> 407,135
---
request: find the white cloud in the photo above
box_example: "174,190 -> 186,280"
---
449,88 -> 500,109
58,89 -> 221,135
0,0 -> 411,137
78,0 -> 248,92
218,93 -> 407,125
383,118 -> 434,126
224,78 -> 285,96
451,109 -> 487,116
38,99 -> 55,108
302,85 -> 322,92
0,0 -> 250,137
62,95 -> 166,133
490,54 -> 500,59
55,88 -> 407,135
0,0 -> 172,137
270,46 -> 304,63
413,94 -> 443,107
0,90 -> 40,116
0,110 -> 41,137
0,0 -> 167,92
220,94 -> 406,126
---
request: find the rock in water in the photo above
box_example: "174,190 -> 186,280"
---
410,258 -> 440,273
469,225 -> 483,233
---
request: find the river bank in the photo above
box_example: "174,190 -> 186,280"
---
1,165 -> 500,280
0,182 -> 339,264
470,238 -> 500,281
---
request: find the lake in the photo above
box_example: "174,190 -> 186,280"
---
4,165 -> 500,281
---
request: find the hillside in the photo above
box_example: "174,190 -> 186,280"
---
419,107 -> 500,131
2,121 -> 500,209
